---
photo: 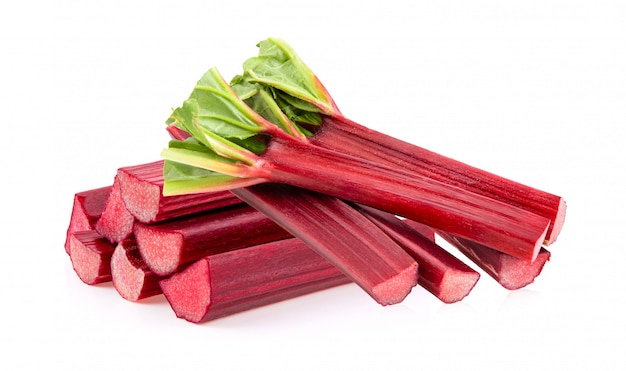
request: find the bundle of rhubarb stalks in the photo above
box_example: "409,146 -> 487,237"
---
65,38 -> 566,324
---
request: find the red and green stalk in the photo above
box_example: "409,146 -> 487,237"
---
161,66 -> 550,262
234,37 -> 566,246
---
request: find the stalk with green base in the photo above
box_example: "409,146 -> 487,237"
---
231,37 -> 566,246
161,65 -> 550,262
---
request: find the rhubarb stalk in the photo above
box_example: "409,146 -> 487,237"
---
313,117 -> 567,245
233,37 -> 566,245
159,237 -> 351,323
133,203 -> 292,276
232,184 -> 419,305
437,231 -> 551,290
355,205 -> 480,303
160,67 -> 550,262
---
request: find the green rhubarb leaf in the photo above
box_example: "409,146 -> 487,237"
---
192,69 -> 262,139
230,75 -> 258,100
275,89 -> 321,113
243,86 -> 310,138
231,76 -> 319,135
243,38 -> 338,115
162,62 -> 317,194
273,90 -> 322,127
166,68 -> 271,163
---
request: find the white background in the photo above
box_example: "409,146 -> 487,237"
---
2,1 -> 624,369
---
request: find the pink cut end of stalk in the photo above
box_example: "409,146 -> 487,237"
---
438,270 -> 480,304
111,240 -> 164,301
111,243 -> 146,301
68,230 -> 115,285
116,164 -> 162,223
134,225 -> 183,276
532,224 -> 550,262
371,263 -> 418,306
438,232 -> 551,290
358,207 -> 479,303
546,198 -> 567,245
95,178 -> 135,243
499,249 -> 551,290
159,259 -> 211,323
64,186 -> 111,254
117,161 -> 241,223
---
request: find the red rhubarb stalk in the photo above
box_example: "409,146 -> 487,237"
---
437,231 -> 551,290
117,160 -> 240,224
65,186 -> 111,254
68,230 -> 116,285
111,239 -> 163,301
159,237 -> 351,323
160,67 -> 550,262
133,203 -> 292,276
261,137 -> 549,261
232,184 -> 419,305
95,176 -> 135,243
355,205 -> 480,303
234,37 -> 565,245
312,117 -> 566,245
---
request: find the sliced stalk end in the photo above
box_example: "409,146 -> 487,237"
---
371,263 -> 419,306
498,248 -> 551,290
160,259 -> 211,323
545,197 -> 567,245
134,224 -> 183,276
69,230 -> 115,285
435,270 -> 481,304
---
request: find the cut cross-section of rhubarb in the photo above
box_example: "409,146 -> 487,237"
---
232,184 -> 419,306
159,237 -> 351,323
64,186 -> 111,254
95,176 -> 135,243
117,160 -> 240,223
68,230 -> 116,285
133,203 -> 292,276
355,205 -> 480,303
111,239 -> 163,301
437,231 -> 551,290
